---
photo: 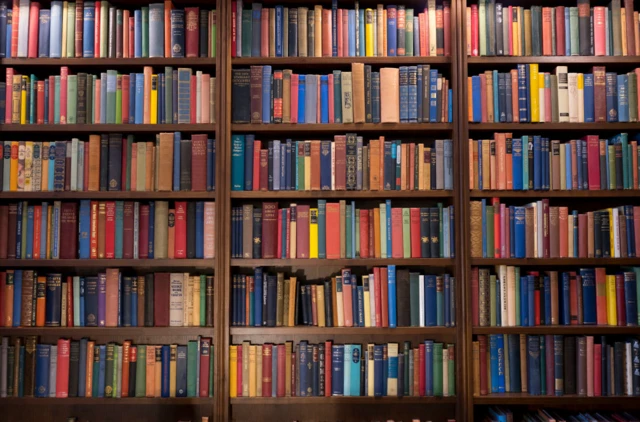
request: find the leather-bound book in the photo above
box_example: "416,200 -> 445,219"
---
20,270 -> 34,327
334,135 -> 346,190
352,63 -> 365,123
205,276 -> 214,327
199,337 -> 211,397
122,202 -> 134,259
22,335 -> 37,397
592,67 -> 606,122
138,205 -> 149,259
380,68 -> 400,123
144,273 -> 154,327
60,202 -> 78,259
105,268 -> 119,327
180,138 -> 192,191
68,340 -> 80,397
396,269 -> 411,327
191,135 -> 207,192
261,202 -> 278,259
470,201 -> 482,257
153,273 -> 170,327
232,69 -> 251,123
157,133 -> 174,191
186,202 -> 196,258
184,7 -> 199,57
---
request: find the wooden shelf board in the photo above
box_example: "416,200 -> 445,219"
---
469,190 -> 640,198
0,327 -> 214,336
470,258 -> 640,266
230,396 -> 456,405
0,124 -> 215,133
232,57 -> 451,66
231,123 -> 453,132
2,259 -> 214,268
467,56 -> 640,65
472,326 -> 640,335
468,122 -> 640,131
231,327 -> 456,336
0,191 -> 215,200
231,258 -> 455,267
0,397 -> 211,405
473,393 -> 640,405
1,58 -> 215,66
231,190 -> 453,199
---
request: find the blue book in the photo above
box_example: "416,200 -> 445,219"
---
231,135 -> 245,190
135,73 -> 144,124
512,138 -> 523,190
195,202 -> 204,258
25,206 -> 33,259
169,10 -> 184,58
253,267 -> 263,326
533,136 -> 542,190
356,285 -> 364,327
97,345 -> 106,397
606,72 -> 618,122
429,69 -> 438,122
448,88 -> 453,122
347,9 -> 356,56
84,276 -> 98,327
553,335 -> 564,396
517,64 -> 528,122
417,66 -> 424,122
505,73 -> 513,122
472,76 -> 482,122
359,9 -> 366,56
527,335 -> 541,395
4,8 -> 9,59
35,344 -> 50,397
584,73 -> 595,122
579,268 -> 597,325
176,345 -> 188,397
342,344 -> 352,395
424,275 -> 437,326
161,345 -> 170,397
128,74 -> 136,123
320,75 -> 329,123
489,335 -> 500,393
305,75 -> 318,124
82,3 -> 95,57
12,270 -> 22,326
617,74 -> 629,122
114,201 -> 123,258
408,66 -> 418,122
520,276 -> 529,326
385,200 -> 392,256
298,341 -> 309,396
385,265 -> 397,328
576,140 -> 583,189
624,272 -> 638,326
284,140 -> 292,190
134,10 -> 142,57
424,340 -> 433,396
561,272 -> 571,324
387,6 -> 397,55
38,9 -> 51,57
564,8 -> 571,55
543,276 -> 551,325
261,65 -> 272,123
78,338 -> 87,396
318,200 -> 326,259
0,5 -> 6,58
298,75 -> 306,123
275,6 -> 283,57
572,210 -> 579,257
373,345 -> 383,396
172,132 -> 181,191
319,141 -> 331,190
443,273 -> 451,325
50,2 -> 62,58
241,135 -> 253,191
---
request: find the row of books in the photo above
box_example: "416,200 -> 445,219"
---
0,336 -> 213,398
231,65 -> 452,124
0,1 -> 217,59
231,201 -> 455,260
468,134 -> 640,191
0,134 -> 216,193
2,67 -> 216,125
0,200 -> 216,260
473,335 -> 640,397
231,136 -> 453,192
229,340 -> 455,398
469,199 -> 640,259
466,0 -> 640,57
482,408 -> 638,422
231,267 -> 456,328
471,266 -> 640,328
230,1 -> 451,58
468,65 -> 640,123
0,270 -> 214,328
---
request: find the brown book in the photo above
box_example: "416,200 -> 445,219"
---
380,68 -> 399,123
153,273 -> 170,327
23,336 -> 37,397
351,63 -> 365,123
592,67 -> 607,122
145,142 -> 154,191
549,271 -> 559,325
470,201 -> 482,257
154,201 -> 169,259
261,203 -> 278,259
577,336 -> 587,396
525,206 -> 534,258
191,134 -> 208,191
242,204 -> 253,259
310,141 -> 321,190
157,133 -> 174,191
587,212 -> 595,258
20,270 -> 34,327
88,135 -> 101,191
369,139 -> 380,191
97,202 -> 106,258
549,206 -> 559,258
60,202 -> 78,259
472,341 -> 480,396
334,136 -> 346,190
283,70 -> 292,123
250,66 -> 263,123
479,268 -> 490,326
145,345 -> 155,397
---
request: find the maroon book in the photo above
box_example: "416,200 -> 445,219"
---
261,202 -> 278,259
334,135 -> 346,190
592,67 -> 606,122
250,66 -> 263,123
153,273 -> 170,326
259,149 -> 268,191
184,8 -> 200,58
138,205 -> 149,259
295,205 -> 310,259
0,205 -> 8,259
7,204 -> 17,259
615,274 -> 627,326
276,344 -> 285,397
190,135 -> 208,191
261,344 -> 272,397
59,202 -> 78,259
122,202 -> 134,259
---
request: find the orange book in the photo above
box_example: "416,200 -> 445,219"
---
143,67 -> 152,124
322,9 -> 332,57
88,135 -> 101,191
542,8 -> 552,55
4,271 -> 13,326
164,1 -> 173,57
369,139 -> 380,190
94,79 -> 101,123
496,133 -> 506,190
380,266 -> 389,327
595,268 -> 608,325
105,268 -> 120,327
373,208 -> 381,258
35,276 -> 46,327
11,0 -> 18,57
33,205 -> 41,258
122,341 -> 131,397
469,139 -> 476,189
168,208 -> 175,259
326,203 -> 340,259
505,133 -> 513,189
559,207 -> 569,257
146,345 -> 156,397
131,143 -> 137,191
86,341 -> 95,397
145,142 -> 154,191
379,136 -> 385,185
123,10 -> 130,58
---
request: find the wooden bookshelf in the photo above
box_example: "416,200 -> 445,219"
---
231,190 -> 454,199
230,122 -> 454,133
0,124 -> 215,133
232,56 -> 451,66
469,190 -> 640,198
1,58 -> 215,66
0,191 -> 215,199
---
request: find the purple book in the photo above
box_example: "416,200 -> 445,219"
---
98,273 -> 107,327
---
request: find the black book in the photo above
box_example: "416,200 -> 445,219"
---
294,281 -> 301,326
128,345 -> 137,397
563,336 -> 576,395
231,69 -> 251,123
107,134 -> 122,191
199,10 -> 208,57
430,147 -> 437,190
288,8 -> 298,56
495,3 -> 503,55
323,279 -> 333,327
68,340 -> 80,397
577,0 -> 591,55
144,273 -> 154,327
633,339 -> 640,395
186,201 -> 196,258
251,208 -> 262,259
601,211 -> 611,258
179,139 -> 192,191
396,269 -> 411,327
364,65 -> 372,123
614,341 -> 625,395
99,135 -> 109,191
614,142 -> 624,189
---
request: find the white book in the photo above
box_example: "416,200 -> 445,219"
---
442,348 -> 449,396
17,0 -> 30,57
341,72 -> 353,123
77,141 -> 84,191
577,74 -> 585,122
49,345 -> 57,397
428,0 -> 437,56
626,341 -> 633,395
61,1 -> 67,58
0,337 -> 7,397
507,265 -> 516,327
369,273 -> 377,327
499,265 -> 508,327
538,84 -> 545,123
386,343 -> 398,396
613,208 -> 620,258
568,72 -> 579,122
556,66 -> 569,122
70,138 -> 78,191
169,273 -> 184,326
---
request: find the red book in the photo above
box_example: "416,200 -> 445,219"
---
478,335 -> 488,395
277,344 -> 285,397
593,344 -> 602,396
121,342 -> 130,397
542,7 -> 552,55
625,0 -> 636,56
534,276 -> 541,325
252,141 -> 260,190
569,273 -> 578,325
556,7 -> 566,55
48,75 -> 55,123
60,202 -> 78,259
174,202 -> 187,258
615,274 -> 627,326
66,276 -> 73,327
261,344 -> 272,397
321,9 -> 331,56
276,210 -> 282,259
190,75 -> 196,123
94,1 -> 100,57
153,273 -> 170,326
231,1 -> 237,57
122,75 -> 130,123
368,210 -> 374,258
121,202 -> 134,258
138,205 -> 149,259
390,208 -> 403,258
0,206 -> 8,259
334,136 -> 346,190
36,81 -> 45,124
32,206 -> 41,259
595,268 -> 608,325
359,210 -> 370,258
471,267 -> 479,326
128,17 -> 135,57
105,268 -> 119,327
4,68 -> 12,123
260,8 -> 268,57
443,3 -> 451,56
75,0 -> 83,58
328,74 -> 334,123
0,273 -> 5,330
105,201 -> 116,259
259,149 -> 268,191
337,9 -> 343,57
325,203 -> 340,259
470,5 -> 479,55
492,199 -> 500,257
199,337 -> 211,397
236,345 -> 243,397
324,341 -> 331,397
585,136 -> 601,189
285,209 -> 291,258
418,343 -> 426,396
374,267 -> 382,326
56,339 -> 70,397
185,7 -> 200,57
290,74 -> 299,123
191,134 -> 207,191
380,266 -> 389,327
60,67 -> 68,124
261,202 -> 278,259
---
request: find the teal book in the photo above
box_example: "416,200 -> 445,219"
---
54,76 -> 61,124
67,75 -> 77,124
29,75 -> 37,124
141,7 -> 149,57
187,340 -> 198,397
231,135 -> 245,190
115,201 -> 124,258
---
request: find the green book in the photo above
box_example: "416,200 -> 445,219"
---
125,136 -> 133,191
67,75 -> 77,124
200,275 -> 206,327
29,74 -> 37,124
187,340 -> 198,397
402,208 -> 411,258
66,3 -> 75,57
208,344 -> 214,397
490,275 -> 497,326
380,204 -> 387,258
345,204 -> 352,258
241,10 -> 252,57
447,344 -> 455,396
210,12 -> 217,57
433,342 -> 443,397
486,205 -> 494,257
405,9 -> 414,56
54,76 -> 61,124
514,267 -> 521,326
165,67 -> 173,124
142,7 -> 150,58
569,7 -> 579,56
608,144 -> 616,189
106,70 -> 117,124
104,343 -> 115,398
296,143 -> 305,190
115,75 -> 122,124
135,345 -> 146,397
112,344 -> 119,397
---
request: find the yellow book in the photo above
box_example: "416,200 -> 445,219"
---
169,344 -> 177,397
150,75 -> 158,124
241,341 -> 250,397
9,141 -> 18,191
248,345 -> 257,397
309,208 -> 318,258
11,75 -> 21,124
567,214 -> 574,257
229,345 -> 238,398
192,275 -> 200,327
289,204 -> 297,258
365,9 -> 374,56
609,208 -> 615,257
288,277 -> 297,327
418,144 -> 425,190
285,342 -> 292,397
317,284 -> 325,327
606,275 -> 617,325
61,2 -> 68,58
363,275 -> 371,327
512,8 -> 520,56
622,9 -> 628,56
529,64 -> 539,122
20,76 -> 28,124
41,142 -> 49,191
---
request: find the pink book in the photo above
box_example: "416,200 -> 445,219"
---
285,208 -> 291,258
593,344 -> 602,396
500,204 -> 506,258
342,270 -> 353,327
328,74 -> 334,123
503,207 -> 510,258
586,336 -> 594,396
131,143 -> 137,191
277,209 -> 282,258
5,68 -> 12,124
594,7 -> 606,56
27,2 -> 40,58
342,10 -> 349,57
60,67 -> 68,124
290,74 -> 299,123
511,70 -> 518,119
507,6 -> 513,55
337,9 -> 343,57
95,79 -> 101,123
94,1 -> 101,57
316,75 -> 321,123
202,74 -> 210,124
